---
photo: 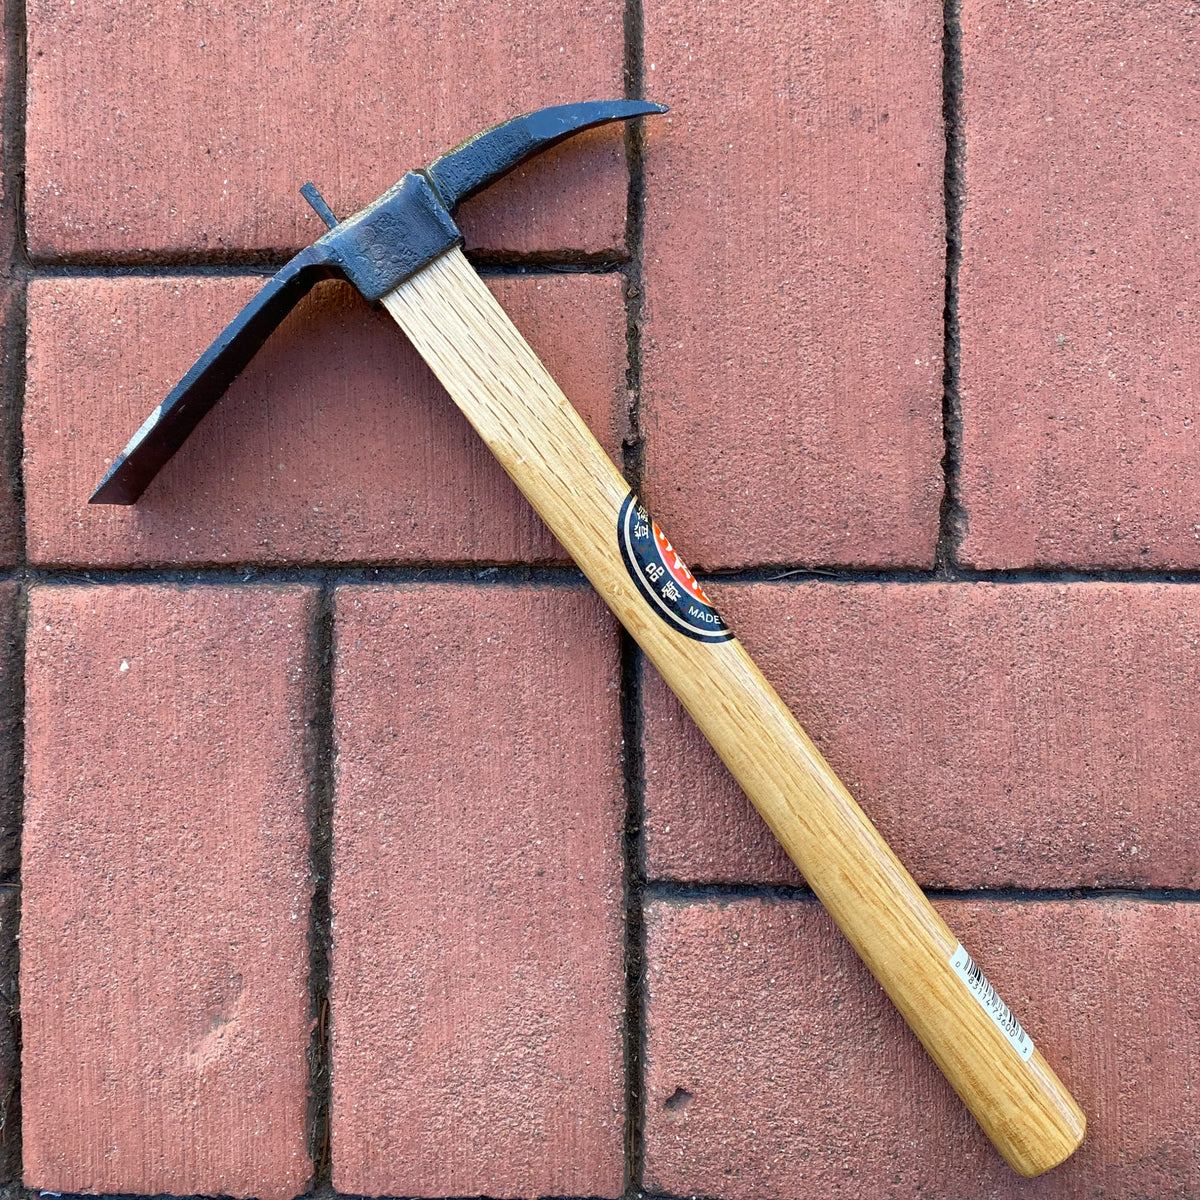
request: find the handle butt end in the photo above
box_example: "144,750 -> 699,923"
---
997,1067 -> 1086,1178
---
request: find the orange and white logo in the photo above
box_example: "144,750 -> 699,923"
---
617,493 -> 732,643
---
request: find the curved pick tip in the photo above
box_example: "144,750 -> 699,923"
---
425,99 -> 669,212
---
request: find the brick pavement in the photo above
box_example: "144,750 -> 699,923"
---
4,0 -> 1199,1196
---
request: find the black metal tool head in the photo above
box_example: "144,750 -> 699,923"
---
90,99 -> 667,505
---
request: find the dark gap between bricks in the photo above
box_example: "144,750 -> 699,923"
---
0,0 -> 30,1174
935,0 -> 967,571
15,565 -> 1200,587
23,252 -> 630,277
644,880 -> 1200,905
619,0 -> 651,1189
0,585 -> 26,1186
304,583 -> 336,1187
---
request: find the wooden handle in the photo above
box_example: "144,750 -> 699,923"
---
383,246 -> 1086,1177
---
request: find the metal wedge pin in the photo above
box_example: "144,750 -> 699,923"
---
88,99 -> 1086,1178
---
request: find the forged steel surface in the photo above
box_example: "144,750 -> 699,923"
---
90,98 -> 667,506
424,100 -> 666,210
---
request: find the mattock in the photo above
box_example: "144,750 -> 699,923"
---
90,100 -> 1086,1176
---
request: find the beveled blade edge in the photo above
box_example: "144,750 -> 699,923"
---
89,248 -> 338,504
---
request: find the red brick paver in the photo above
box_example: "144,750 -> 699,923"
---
26,0 -> 630,260
644,581 -> 1200,889
22,584 -> 316,1199
330,583 -> 626,1198
13,0 -> 1199,1188
644,897 -> 1200,1200
25,273 -> 626,565
640,0 -> 945,569
958,0 -> 1200,568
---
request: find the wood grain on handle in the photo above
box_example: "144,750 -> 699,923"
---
383,246 -> 1086,1177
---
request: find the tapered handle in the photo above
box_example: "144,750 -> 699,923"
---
383,246 -> 1086,1176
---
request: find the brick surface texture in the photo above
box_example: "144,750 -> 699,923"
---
644,897 -> 1200,1199
958,1 -> 1200,568
330,584 -> 625,1197
26,273 -> 627,566
6,0 -> 1198,1193
640,0 -> 946,569
645,581 -> 1200,888
22,585 -> 315,1198
26,0 -> 630,259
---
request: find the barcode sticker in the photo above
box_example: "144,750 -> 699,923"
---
950,944 -> 1034,1062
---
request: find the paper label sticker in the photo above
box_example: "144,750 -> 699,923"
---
950,944 -> 1034,1062
617,493 -> 733,643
